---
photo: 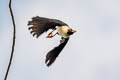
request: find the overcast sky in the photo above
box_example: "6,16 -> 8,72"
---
0,0 -> 120,80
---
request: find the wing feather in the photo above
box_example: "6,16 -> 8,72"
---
28,16 -> 68,38
45,38 -> 69,67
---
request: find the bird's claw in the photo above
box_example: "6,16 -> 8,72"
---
46,33 -> 53,38
60,38 -> 65,43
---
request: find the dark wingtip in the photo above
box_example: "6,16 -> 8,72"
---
45,59 -> 56,67
28,21 -> 31,26
45,59 -> 51,67
33,33 -> 37,37
45,52 -> 57,67
28,27 -> 32,30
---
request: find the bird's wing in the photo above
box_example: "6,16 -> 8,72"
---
28,16 -> 68,38
45,38 -> 69,67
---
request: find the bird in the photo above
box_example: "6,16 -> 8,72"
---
28,16 -> 76,67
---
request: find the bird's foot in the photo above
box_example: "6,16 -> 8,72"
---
46,32 -> 54,38
46,30 -> 58,38
60,38 -> 65,43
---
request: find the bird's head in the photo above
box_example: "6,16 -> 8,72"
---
67,28 -> 77,35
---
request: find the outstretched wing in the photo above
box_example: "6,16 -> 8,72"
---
45,38 -> 69,67
28,16 -> 68,38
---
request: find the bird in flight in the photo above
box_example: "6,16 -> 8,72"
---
28,16 -> 76,67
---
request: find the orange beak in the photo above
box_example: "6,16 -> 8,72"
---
72,30 -> 77,33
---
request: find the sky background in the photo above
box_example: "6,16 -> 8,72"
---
0,0 -> 120,80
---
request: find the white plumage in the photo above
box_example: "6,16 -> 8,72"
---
56,26 -> 70,38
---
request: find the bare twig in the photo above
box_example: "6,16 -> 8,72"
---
4,0 -> 16,80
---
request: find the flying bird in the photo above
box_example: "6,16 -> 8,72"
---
28,16 -> 76,67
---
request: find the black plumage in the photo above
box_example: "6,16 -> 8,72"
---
45,38 -> 69,66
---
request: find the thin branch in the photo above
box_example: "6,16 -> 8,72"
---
4,0 -> 16,80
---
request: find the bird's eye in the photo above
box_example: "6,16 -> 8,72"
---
68,29 -> 72,32
67,29 -> 74,35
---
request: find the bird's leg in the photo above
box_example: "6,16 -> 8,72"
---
60,37 -> 65,43
46,29 -> 57,38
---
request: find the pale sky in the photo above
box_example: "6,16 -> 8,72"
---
0,0 -> 120,80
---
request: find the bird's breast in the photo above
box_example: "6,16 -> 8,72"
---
56,26 -> 69,38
